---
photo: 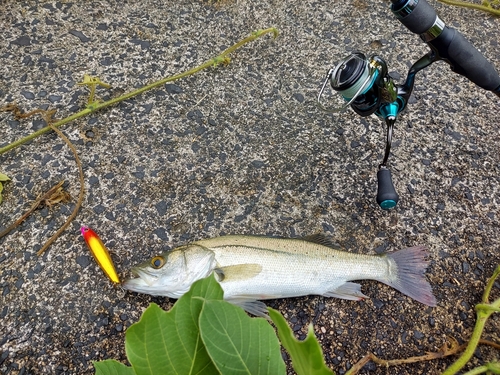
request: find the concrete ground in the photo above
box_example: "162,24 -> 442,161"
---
1,0 -> 499,374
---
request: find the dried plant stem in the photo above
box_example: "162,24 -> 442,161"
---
346,338 -> 500,375
36,124 -> 85,256
0,180 -> 65,239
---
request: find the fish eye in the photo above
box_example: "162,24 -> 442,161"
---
151,256 -> 165,269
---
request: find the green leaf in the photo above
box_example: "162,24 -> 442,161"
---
124,275 -> 222,375
94,359 -> 135,375
268,307 -> 335,375
199,300 -> 286,375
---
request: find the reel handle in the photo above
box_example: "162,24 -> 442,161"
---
376,168 -> 399,210
391,0 -> 500,94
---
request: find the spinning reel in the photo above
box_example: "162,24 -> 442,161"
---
318,0 -> 500,210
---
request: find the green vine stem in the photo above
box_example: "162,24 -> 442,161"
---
441,265 -> 500,375
436,0 -> 500,16
0,28 -> 278,155
482,265 -> 500,304
462,361 -> 500,375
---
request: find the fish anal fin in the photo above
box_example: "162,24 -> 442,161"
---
215,263 -> 262,282
302,233 -> 342,250
323,282 -> 369,301
226,298 -> 269,319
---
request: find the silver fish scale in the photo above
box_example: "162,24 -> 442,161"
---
193,235 -> 391,300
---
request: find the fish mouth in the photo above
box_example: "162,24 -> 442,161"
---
122,267 -> 156,290
130,267 -> 140,278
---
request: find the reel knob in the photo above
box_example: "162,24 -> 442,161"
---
376,167 -> 399,209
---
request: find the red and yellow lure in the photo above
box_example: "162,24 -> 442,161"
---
81,226 -> 120,284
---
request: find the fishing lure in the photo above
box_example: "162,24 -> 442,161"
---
81,226 -> 120,284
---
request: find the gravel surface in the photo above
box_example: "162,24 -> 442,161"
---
1,0 -> 499,374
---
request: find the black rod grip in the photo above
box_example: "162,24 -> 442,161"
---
429,28 -> 500,91
391,0 -> 437,34
376,168 -> 399,210
392,0 -> 500,91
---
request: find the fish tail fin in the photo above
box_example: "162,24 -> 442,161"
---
382,246 -> 437,307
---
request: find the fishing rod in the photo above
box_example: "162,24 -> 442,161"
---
318,0 -> 500,210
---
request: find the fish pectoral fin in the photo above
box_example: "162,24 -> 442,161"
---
226,298 -> 269,319
323,282 -> 369,301
215,263 -> 263,282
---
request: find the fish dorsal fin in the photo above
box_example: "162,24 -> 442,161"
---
215,264 -> 262,282
302,233 -> 341,249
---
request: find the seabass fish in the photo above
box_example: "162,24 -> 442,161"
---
122,235 -> 436,316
